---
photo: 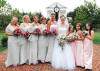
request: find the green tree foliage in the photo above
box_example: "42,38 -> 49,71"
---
0,0 -> 6,8
0,0 -> 12,31
67,1 -> 100,29
35,12 -> 43,24
12,8 -> 23,24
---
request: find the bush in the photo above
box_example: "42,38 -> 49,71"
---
1,36 -> 8,47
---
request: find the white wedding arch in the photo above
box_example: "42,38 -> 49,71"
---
46,2 -> 67,21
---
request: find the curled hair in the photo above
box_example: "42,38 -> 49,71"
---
41,16 -> 46,21
60,15 -> 66,19
23,15 -> 30,22
11,17 -> 18,25
51,12 -> 55,16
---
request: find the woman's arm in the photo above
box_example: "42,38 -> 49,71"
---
66,32 -> 70,36
5,24 -> 14,36
47,21 -> 51,30
5,32 -> 14,36
85,31 -> 94,40
77,31 -> 84,40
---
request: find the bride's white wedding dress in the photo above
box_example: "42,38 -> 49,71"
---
51,25 -> 75,70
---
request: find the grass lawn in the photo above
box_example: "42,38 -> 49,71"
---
0,33 -> 7,52
94,32 -> 100,44
0,32 -> 100,52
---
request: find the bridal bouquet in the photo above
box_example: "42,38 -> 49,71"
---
34,28 -> 41,35
51,29 -> 58,36
58,34 -> 67,50
14,28 -> 22,36
43,29 -> 50,36
24,32 -> 30,39
82,31 -> 88,37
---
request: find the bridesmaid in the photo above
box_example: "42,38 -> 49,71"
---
75,23 -> 84,67
28,15 -> 40,65
84,22 -> 94,71
45,12 -> 57,62
68,25 -> 77,64
38,17 -> 49,63
5,17 -> 20,67
20,15 -> 30,64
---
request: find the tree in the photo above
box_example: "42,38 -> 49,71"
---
74,5 -> 89,26
0,0 -> 12,32
35,12 -> 43,24
67,11 -> 76,21
67,1 -> 100,29
28,12 -> 35,23
12,8 -> 23,24
0,0 -> 6,8
0,3 -> 12,15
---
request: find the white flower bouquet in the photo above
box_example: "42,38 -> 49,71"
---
66,33 -> 79,42
82,31 -> 88,37
57,34 -> 67,50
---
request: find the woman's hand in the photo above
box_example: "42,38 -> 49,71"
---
77,31 -> 84,40
85,31 -> 94,40
5,32 -> 14,36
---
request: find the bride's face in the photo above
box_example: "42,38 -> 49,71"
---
61,16 -> 65,23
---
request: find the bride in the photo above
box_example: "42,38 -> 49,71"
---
51,15 -> 75,70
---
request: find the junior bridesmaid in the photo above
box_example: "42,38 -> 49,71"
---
75,23 -> 84,67
68,25 -> 77,64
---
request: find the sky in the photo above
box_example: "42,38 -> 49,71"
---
6,0 -> 100,16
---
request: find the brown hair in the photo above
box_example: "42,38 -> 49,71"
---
33,15 -> 39,19
69,25 -> 74,32
76,23 -> 82,31
51,12 -> 55,16
41,16 -> 46,21
60,15 -> 65,19
85,22 -> 93,35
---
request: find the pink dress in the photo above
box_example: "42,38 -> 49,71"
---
83,32 -> 93,69
76,34 -> 84,67
69,33 -> 77,64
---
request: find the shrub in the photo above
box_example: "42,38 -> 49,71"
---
1,36 -> 8,47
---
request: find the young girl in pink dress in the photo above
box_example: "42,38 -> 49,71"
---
67,25 -> 77,64
84,22 -> 94,71
75,23 -> 84,67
